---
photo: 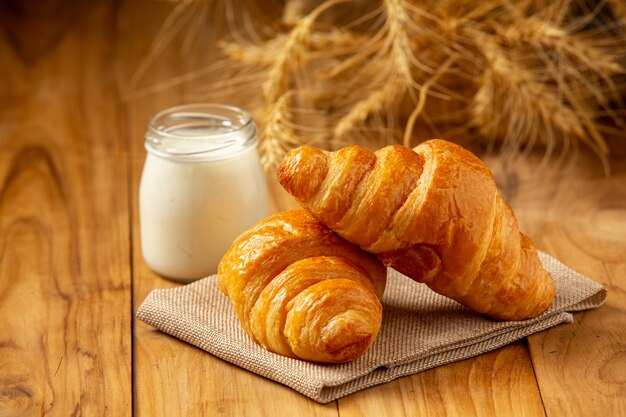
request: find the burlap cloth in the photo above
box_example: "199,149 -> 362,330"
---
137,251 -> 606,403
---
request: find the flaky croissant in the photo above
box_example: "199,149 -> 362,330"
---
278,139 -> 556,321
218,210 -> 386,363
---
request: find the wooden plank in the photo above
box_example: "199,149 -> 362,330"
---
121,2 -> 335,415
118,0 -> 626,414
0,1 -> 131,416
338,342 -> 545,417
501,153 -> 626,417
1,0 -> 623,415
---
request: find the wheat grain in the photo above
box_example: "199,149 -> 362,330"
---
141,0 -> 626,173
263,0 -> 349,103
334,77 -> 405,139
384,0 -> 415,84
259,93 -> 300,170
500,18 -> 624,76
472,39 -> 588,157
219,38 -> 282,66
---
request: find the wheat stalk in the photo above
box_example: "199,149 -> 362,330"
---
471,34 -> 589,157
220,29 -> 368,67
138,0 -> 626,173
262,0 -> 350,103
500,18 -> 624,77
334,77 -> 405,139
384,0 -> 415,84
259,92 -> 300,170
258,91 -> 334,170
219,39 -> 279,67
332,0 -> 425,139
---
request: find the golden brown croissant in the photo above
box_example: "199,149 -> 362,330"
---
218,210 -> 386,363
277,139 -> 556,321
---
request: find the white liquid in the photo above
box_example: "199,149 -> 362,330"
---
139,146 -> 268,281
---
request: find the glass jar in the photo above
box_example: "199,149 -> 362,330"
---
139,104 -> 268,282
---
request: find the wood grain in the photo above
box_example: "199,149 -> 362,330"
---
338,342 -> 545,417
498,153 -> 626,417
119,2 -> 626,414
0,1 -> 131,416
1,0 -> 625,416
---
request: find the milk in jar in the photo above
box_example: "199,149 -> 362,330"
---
139,104 -> 268,281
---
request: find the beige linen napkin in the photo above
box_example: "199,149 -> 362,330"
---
137,251 -> 606,403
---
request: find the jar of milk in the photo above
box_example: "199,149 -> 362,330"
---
139,104 -> 268,282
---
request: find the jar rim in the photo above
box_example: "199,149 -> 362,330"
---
148,103 -> 254,137
145,103 -> 257,162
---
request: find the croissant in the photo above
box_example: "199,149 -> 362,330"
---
277,139 -> 556,321
218,210 -> 386,363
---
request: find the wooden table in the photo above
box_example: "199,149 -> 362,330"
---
1,1 -> 625,416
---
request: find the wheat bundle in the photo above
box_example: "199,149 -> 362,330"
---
132,0 -> 626,173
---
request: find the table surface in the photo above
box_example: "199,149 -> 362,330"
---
1,1 -> 625,416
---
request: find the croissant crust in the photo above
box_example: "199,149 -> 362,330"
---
278,140 -> 556,320
218,210 -> 386,363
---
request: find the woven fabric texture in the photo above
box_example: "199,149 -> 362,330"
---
137,251 -> 606,403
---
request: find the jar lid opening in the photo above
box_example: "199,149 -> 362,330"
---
145,104 -> 257,162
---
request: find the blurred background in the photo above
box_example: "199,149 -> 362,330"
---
123,0 -> 626,174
